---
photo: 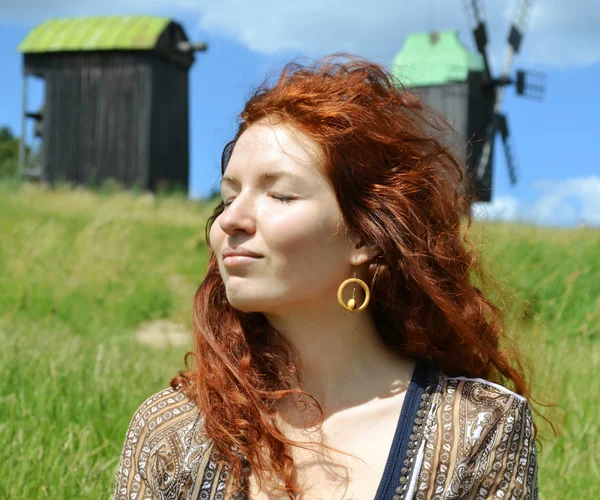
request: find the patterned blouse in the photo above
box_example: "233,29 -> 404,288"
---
113,363 -> 538,499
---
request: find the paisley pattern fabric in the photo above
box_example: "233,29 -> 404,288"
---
406,376 -> 538,500
113,372 -> 537,499
112,388 -> 235,500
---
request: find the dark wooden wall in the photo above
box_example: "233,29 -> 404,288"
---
410,81 -> 470,164
466,72 -> 496,202
149,57 -> 189,192
23,47 -> 191,193
407,75 -> 496,202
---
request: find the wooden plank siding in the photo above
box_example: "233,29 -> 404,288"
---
466,72 -> 495,202
407,74 -> 495,202
23,44 -> 192,193
149,57 -> 189,193
410,81 -> 470,167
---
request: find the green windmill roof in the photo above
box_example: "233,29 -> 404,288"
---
391,30 -> 484,87
18,16 -> 171,53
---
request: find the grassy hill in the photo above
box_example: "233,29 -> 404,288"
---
1,178 -> 598,499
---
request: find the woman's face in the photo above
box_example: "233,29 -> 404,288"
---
209,120 -> 357,315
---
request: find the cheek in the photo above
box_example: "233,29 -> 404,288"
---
208,219 -> 225,252
263,205 -> 344,259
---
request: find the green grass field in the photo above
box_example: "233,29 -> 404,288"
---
1,178 -> 598,499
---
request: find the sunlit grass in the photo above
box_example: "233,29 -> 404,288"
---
0,180 -> 598,499
470,222 -> 600,498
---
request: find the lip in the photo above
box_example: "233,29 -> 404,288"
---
222,247 -> 263,268
223,255 -> 261,267
222,248 -> 262,259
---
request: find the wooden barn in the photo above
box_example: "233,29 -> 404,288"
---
18,16 -> 207,192
392,31 -> 495,201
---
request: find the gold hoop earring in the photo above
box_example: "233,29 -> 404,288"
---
337,268 -> 371,313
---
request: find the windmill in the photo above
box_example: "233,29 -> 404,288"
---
18,16 -> 208,192
392,0 -> 546,202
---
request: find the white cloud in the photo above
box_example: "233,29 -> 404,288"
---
526,0 -> 600,68
3,0 -> 600,69
472,196 -> 521,222
473,176 -> 600,226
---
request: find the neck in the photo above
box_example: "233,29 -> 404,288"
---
264,301 -> 414,417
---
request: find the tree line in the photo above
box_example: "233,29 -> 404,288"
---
0,126 -> 20,177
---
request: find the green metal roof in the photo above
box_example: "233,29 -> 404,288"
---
391,30 -> 484,87
18,16 -> 171,53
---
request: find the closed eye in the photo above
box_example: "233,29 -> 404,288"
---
271,195 -> 295,203
221,194 -> 296,207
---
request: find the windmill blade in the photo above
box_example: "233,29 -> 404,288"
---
464,0 -> 495,197
464,2 -> 534,196
463,0 -> 493,81
475,122 -> 494,184
516,69 -> 547,101
475,114 -> 519,188
496,113 -> 519,185
495,0 -> 535,113
489,1 -> 534,188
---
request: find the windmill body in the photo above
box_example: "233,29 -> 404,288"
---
17,16 -> 208,193
392,0 -> 544,203
392,30 -> 496,201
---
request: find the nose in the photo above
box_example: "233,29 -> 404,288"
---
218,193 -> 256,236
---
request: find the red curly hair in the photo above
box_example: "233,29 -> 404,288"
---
172,55 -> 529,497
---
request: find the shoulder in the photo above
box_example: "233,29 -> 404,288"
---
113,386 -> 213,499
441,374 -> 528,403
412,373 -> 537,499
127,385 -> 201,438
122,385 -> 204,459
434,374 -> 534,455
439,374 -> 530,420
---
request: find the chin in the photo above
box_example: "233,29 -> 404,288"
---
225,291 -> 265,313
226,293 -> 290,316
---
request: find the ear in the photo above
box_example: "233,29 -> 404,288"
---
349,233 -> 380,266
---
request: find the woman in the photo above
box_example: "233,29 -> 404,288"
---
113,56 -> 538,499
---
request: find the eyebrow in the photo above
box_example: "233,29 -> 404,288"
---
221,171 -> 307,188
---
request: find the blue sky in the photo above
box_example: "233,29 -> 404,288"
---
1,1 -> 599,226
